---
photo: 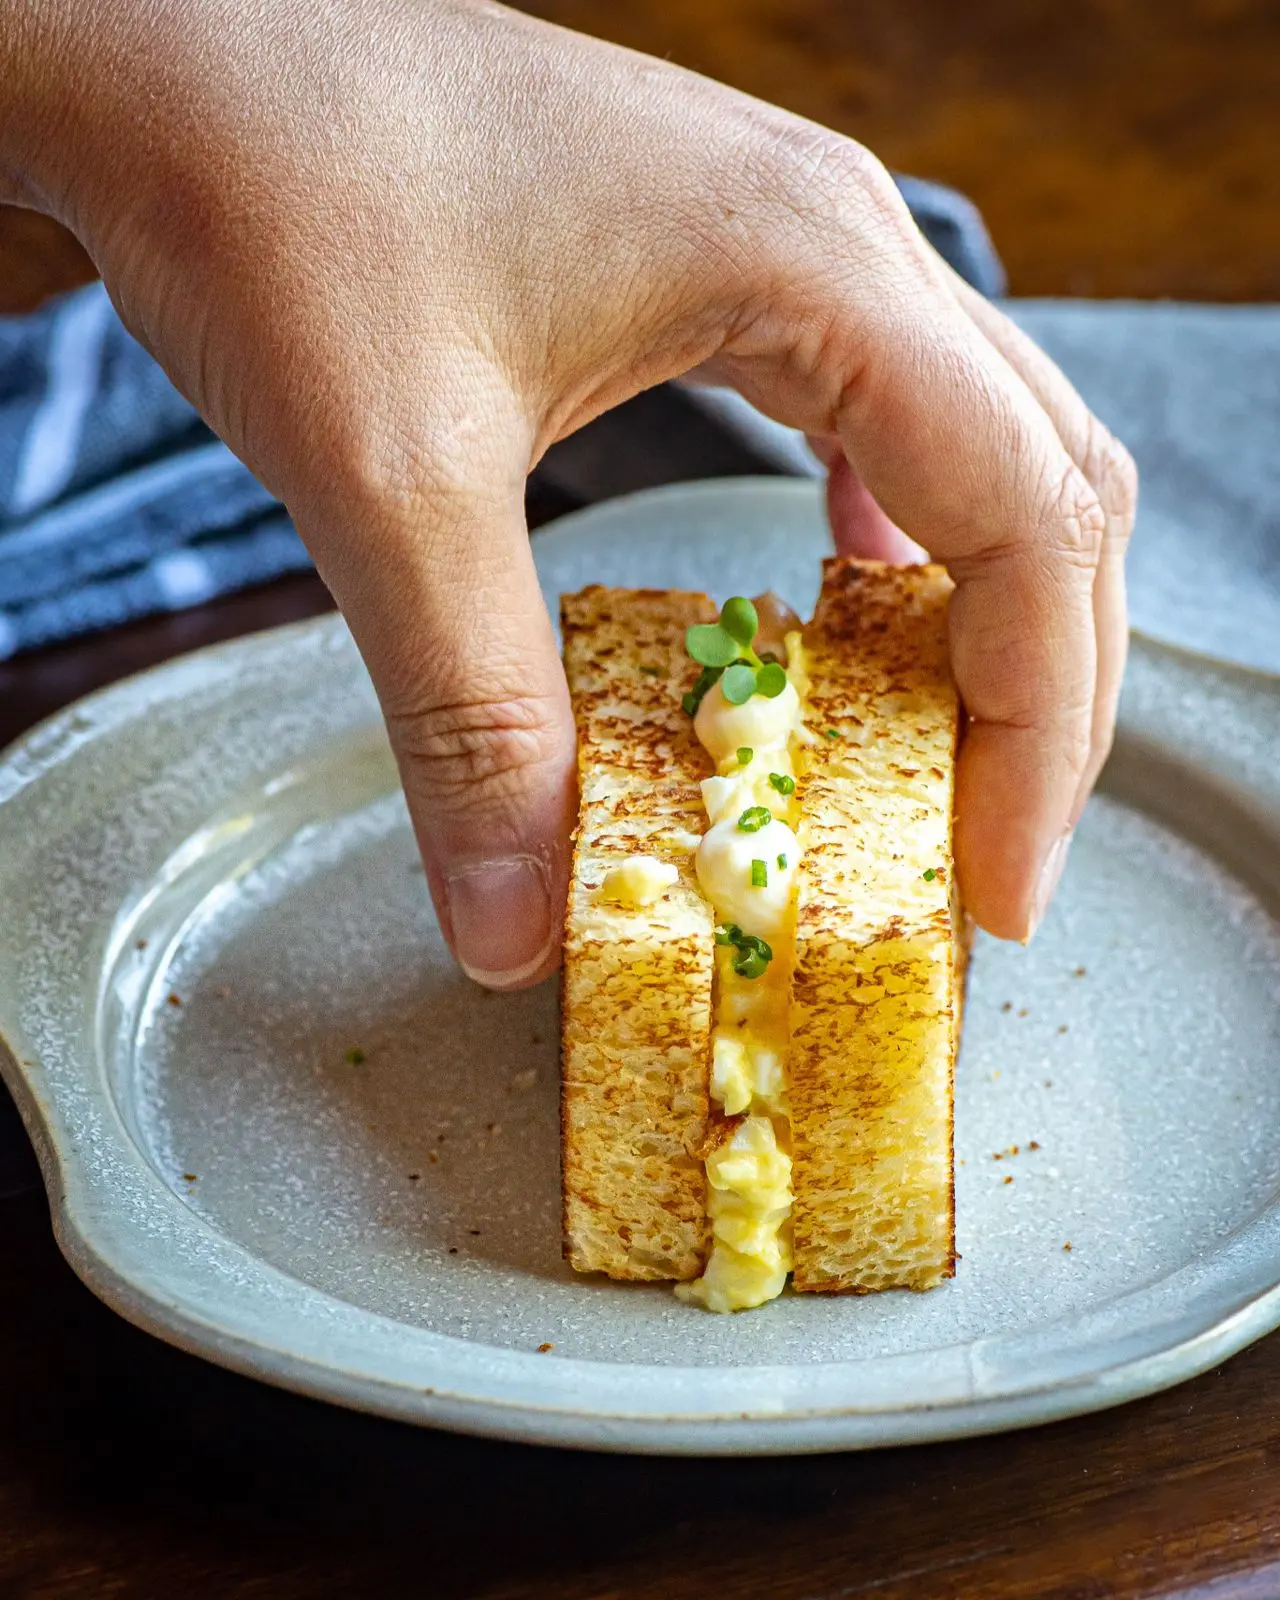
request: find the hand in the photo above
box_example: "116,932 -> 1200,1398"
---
4,0 -> 1136,984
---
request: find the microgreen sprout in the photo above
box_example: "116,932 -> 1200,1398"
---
736,806 -> 772,833
715,923 -> 774,979
683,597 -> 792,714
768,772 -> 795,796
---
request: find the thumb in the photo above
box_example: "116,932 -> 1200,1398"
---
298,431 -> 575,992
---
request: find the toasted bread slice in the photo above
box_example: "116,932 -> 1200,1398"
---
790,559 -> 961,1292
560,586 -> 716,1280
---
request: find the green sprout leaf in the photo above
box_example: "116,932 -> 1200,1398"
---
736,806 -> 772,833
734,946 -> 770,980
768,772 -> 796,796
755,661 -> 788,699
736,746 -> 753,767
719,596 -> 759,647
750,859 -> 768,888
715,924 -> 774,980
685,623 -> 740,668
681,664 -> 724,716
720,662 -> 757,704
777,853 -> 788,870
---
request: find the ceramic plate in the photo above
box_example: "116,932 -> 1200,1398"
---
3,479 -> 1280,1456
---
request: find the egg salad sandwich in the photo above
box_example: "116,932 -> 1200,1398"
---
559,559 -> 965,1312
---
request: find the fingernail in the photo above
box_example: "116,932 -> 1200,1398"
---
444,854 -> 555,988
1027,831 -> 1073,941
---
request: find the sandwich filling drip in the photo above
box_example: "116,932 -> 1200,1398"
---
676,613 -> 809,1312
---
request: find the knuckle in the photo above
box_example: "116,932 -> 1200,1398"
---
385,691 -> 564,816
1043,465 -> 1107,572
1081,419 -> 1139,541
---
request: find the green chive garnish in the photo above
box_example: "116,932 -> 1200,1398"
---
736,747 -> 753,767
751,859 -> 768,888
923,867 -> 937,881
737,806 -> 772,833
823,727 -> 841,740
768,772 -> 795,796
344,1047 -> 366,1065
777,853 -> 787,870
639,664 -> 661,677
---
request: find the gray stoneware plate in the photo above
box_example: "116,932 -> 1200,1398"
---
2,478 -> 1279,1457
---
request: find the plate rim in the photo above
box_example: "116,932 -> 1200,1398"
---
3,475 -> 1280,1455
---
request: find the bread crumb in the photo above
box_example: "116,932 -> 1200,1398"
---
1029,1140 -> 1041,1151
1003,1175 -> 1014,1185
1063,1241 -> 1073,1252
1073,966 -> 1087,978
537,1342 -> 555,1354
511,1069 -> 537,1091
428,1150 -> 440,1164
167,993 -> 182,1008
182,1173 -> 197,1183
1000,1001 -> 1013,1013
1017,1007 -> 1029,1018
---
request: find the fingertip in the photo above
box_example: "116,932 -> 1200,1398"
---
825,455 -> 928,564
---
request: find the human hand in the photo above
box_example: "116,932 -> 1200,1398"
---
4,0 -> 1135,984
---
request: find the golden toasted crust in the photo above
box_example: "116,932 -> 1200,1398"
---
789,559 -> 961,1292
560,586 -> 717,1280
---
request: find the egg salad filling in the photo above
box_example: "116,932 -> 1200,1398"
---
674,595 -> 810,1313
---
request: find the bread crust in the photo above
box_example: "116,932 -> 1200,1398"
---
560,586 -> 717,1279
789,559 -> 961,1292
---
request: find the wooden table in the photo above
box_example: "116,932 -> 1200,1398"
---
3,1 -> 1280,1594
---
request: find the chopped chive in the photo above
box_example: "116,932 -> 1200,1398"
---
736,746 -> 753,767
715,923 -> 744,946
639,664 -> 661,677
823,727 -> 841,740
923,867 -> 937,881
777,853 -> 787,870
750,859 -> 768,888
768,772 -> 795,796
344,1047 -> 366,1065
736,806 -> 772,833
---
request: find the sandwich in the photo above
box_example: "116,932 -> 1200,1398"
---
559,559 -> 964,1312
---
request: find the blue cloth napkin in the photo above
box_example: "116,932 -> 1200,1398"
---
0,177 -> 1002,660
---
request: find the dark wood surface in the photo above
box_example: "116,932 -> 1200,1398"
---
3,1 -> 1280,1595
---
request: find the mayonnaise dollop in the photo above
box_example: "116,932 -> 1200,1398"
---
677,610 -> 807,1313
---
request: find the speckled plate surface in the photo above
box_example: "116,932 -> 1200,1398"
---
2,478 -> 1280,1456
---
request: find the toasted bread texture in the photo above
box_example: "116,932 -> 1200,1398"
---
789,559 -> 960,1292
560,586 -> 716,1280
